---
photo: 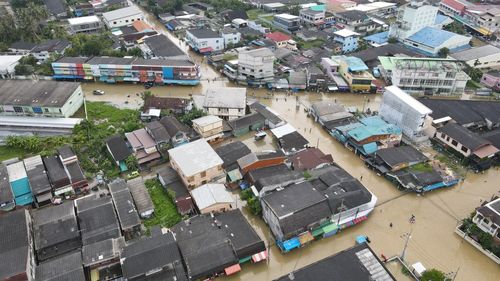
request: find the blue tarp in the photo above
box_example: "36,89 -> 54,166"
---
362,143 -> 378,155
280,237 -> 301,252
356,235 -> 367,244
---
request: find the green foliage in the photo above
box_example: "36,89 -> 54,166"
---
144,179 -> 182,228
464,65 -> 483,82
247,196 -> 262,215
15,63 -> 35,75
444,21 -> 466,35
297,39 -> 325,50
420,269 -> 448,281
410,162 -> 433,173
179,106 -> 206,126
438,47 -> 450,58
303,171 -> 311,179
125,155 -> 139,171
0,145 -> 30,162
388,37 -> 398,43
240,188 -> 253,201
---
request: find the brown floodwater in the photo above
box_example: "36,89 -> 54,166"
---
81,4 -> 500,279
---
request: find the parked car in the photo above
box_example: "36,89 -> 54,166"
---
93,90 -> 105,95
127,171 -> 140,180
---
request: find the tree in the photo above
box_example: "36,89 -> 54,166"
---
125,155 -> 139,171
127,47 -> 143,57
420,269 -> 448,281
15,63 -> 34,75
438,47 -> 450,58
179,106 -> 206,125
388,37 -> 398,43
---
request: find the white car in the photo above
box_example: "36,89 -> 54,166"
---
93,90 -> 105,95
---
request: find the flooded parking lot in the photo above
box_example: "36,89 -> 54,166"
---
83,82 -> 500,280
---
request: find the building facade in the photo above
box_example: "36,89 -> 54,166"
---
102,6 -> 144,28
237,48 -> 275,84
389,1 -> 438,39
68,15 -> 103,34
333,55 -> 374,92
192,115 -> 224,142
300,9 -> 325,26
185,28 -> 224,54
273,14 -> 300,32
333,29 -> 360,53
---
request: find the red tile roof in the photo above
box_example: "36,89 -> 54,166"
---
441,0 -> 467,13
290,148 -> 333,171
265,32 -> 291,43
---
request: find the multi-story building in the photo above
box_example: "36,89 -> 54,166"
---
450,45 -> 500,69
102,6 -> 144,28
52,56 -> 200,85
31,39 -> 71,62
68,15 -> 103,34
334,10 -> 382,35
472,197 -> 500,242
185,28 -> 224,54
0,80 -> 83,118
332,55 -> 375,92
389,0 -> 438,39
221,27 -> 241,48
378,56 -> 470,96
273,14 -> 300,32
193,88 -> 247,120
140,34 -> 188,60
480,71 -> 500,91
333,29 -> 359,53
439,0 -> 469,17
300,8 -> 325,26
237,48 -> 275,84
402,26 -> 471,56
439,0 -> 499,35
379,86 -> 433,143
192,115 -> 224,142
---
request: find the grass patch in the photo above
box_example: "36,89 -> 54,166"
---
297,39 -> 325,49
0,146 -> 30,162
410,162 -> 433,173
247,9 -> 263,20
143,179 -> 182,229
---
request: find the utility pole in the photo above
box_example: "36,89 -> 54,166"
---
337,199 -> 345,226
400,229 -> 412,261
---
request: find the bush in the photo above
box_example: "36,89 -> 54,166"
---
420,269 -> 447,281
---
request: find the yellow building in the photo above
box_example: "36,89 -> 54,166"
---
333,55 -> 374,93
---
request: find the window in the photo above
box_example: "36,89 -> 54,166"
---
451,140 -> 458,146
446,136 -> 450,141
200,171 -> 206,177
461,146 -> 468,153
125,20 -> 129,23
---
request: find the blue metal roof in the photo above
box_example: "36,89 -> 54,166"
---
339,116 -> 401,142
406,27 -> 458,48
345,56 -> 369,72
364,31 -> 389,45
434,14 -> 449,25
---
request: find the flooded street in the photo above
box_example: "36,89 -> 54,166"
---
81,3 -> 500,279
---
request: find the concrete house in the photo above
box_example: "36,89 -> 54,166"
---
221,27 -> 241,48
192,115 -> 224,142
125,128 -> 162,166
451,45 -> 500,69
106,135 -> 132,172
480,71 -> 500,91
273,14 -> 300,32
185,28 -> 224,54
191,183 -> 235,214
75,195 -> 121,245
140,34 -> 188,60
159,116 -> 195,147
238,48 -> 275,84
68,15 -> 103,34
473,197 -> 500,242
389,0 -> 438,40
102,6 -> 144,28
31,39 -> 71,62
23,155 -> 52,207
333,29 -> 360,53
193,88 -> 247,120
168,139 -> 224,189
300,8 -> 325,26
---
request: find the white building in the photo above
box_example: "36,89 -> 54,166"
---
68,15 -> 102,34
299,8 -> 325,26
221,27 -> 241,48
102,6 -> 144,28
379,86 -> 433,143
238,48 -> 275,82
192,115 -> 224,142
473,197 -> 500,241
185,28 -> 224,54
0,55 -> 23,79
450,45 -> 500,69
193,88 -> 246,120
378,56 -> 470,96
389,0 -> 438,39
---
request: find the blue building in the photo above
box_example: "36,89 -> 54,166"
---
333,29 -> 360,53
402,26 -> 471,56
364,31 -> 389,47
6,161 -> 33,206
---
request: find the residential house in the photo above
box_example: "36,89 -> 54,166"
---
125,128 -> 162,166
6,161 -> 33,206
143,96 -> 191,115
265,31 -> 295,49
0,80 -> 84,118
157,166 -> 196,215
481,71 -> 500,91
193,88 -> 247,120
389,0 -> 438,40
75,195 -> 121,245
82,237 -> 125,280
300,8 -> 326,26
402,26 -> 471,56
192,115 -> 224,142
326,0 -> 357,13
8,41 -> 36,55
102,6 -> 144,28
119,20 -> 158,48
191,183 -> 236,214
0,55 -> 23,79
145,121 -> 171,152
289,147 -> 334,171
35,251 -> 85,281
331,116 -> 402,156
237,48 -> 275,84
140,34 -> 188,60
379,86 -> 433,143
262,165 -> 377,252
439,0 -> 469,17
275,243 -> 395,280
332,55 -> 374,92
42,156 -> 72,196
57,145 -> 88,192
168,139 -> 224,188
378,56 -> 470,96
68,15 -> 103,34
333,29 -> 360,53
120,230 -> 188,281
222,9 -> 248,22
273,14 -> 300,32
350,43 -> 420,68
31,39 -> 71,62
171,209 -> 266,280
31,202 -> 81,261
108,179 -> 141,240
310,100 -> 354,129
271,123 -> 310,155
288,70 -> 308,90
185,28 -> 224,54
228,112 -> 266,137
0,209 -> 35,281
450,45 -> 500,69
436,122 -> 499,170
106,134 -> 132,172
159,116 -> 195,147
334,10 -> 374,35
249,101 -> 285,129
472,197 -> 500,241
237,150 -> 286,176
214,141 -> 251,183
365,145 -> 428,174
23,155 -> 52,207
221,27 -> 242,48
247,164 -> 304,197
0,164 -> 15,211
43,0 -> 68,19
127,177 -> 154,218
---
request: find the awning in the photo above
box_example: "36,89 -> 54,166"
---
281,237 -> 301,251
239,256 -> 252,264
251,250 -> 268,263
224,264 -> 241,276
228,169 -> 243,182
299,232 -> 314,245
311,227 -> 324,237
199,47 -> 214,53
322,223 -> 338,234
473,145 -> 499,159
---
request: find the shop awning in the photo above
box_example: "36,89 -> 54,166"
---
199,47 -> 213,53
322,223 -> 338,234
311,227 -> 324,237
281,237 -> 301,251
224,264 -> 241,276
252,250 -> 268,263
299,232 -> 314,245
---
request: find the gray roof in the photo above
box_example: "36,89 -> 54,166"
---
75,195 -> 121,245
55,56 -> 89,63
191,183 -> 235,211
278,131 -> 309,153
336,10 -> 368,21
275,243 -> 395,281
108,179 -> 141,231
253,165 -> 304,192
56,56 -> 196,67
451,45 -> 500,61
144,35 -> 187,58
32,39 -> 70,53
0,209 -> 30,280
418,99 -> 500,126
187,28 -> 221,39
168,139 -> 223,177
102,6 -> 143,22
42,156 -> 70,188
375,146 -> 428,168
36,251 -> 85,281
31,202 -> 79,251
203,87 -> 247,109
0,164 -> 13,204
240,47 -> 275,58
66,161 -> 85,183
82,237 -> 125,266
9,41 -> 37,51
86,56 -> 135,65
214,141 -> 251,170
42,0 -> 67,16
250,102 -> 283,125
439,123 -> 491,151
127,177 -> 154,216
311,101 -> 347,117
106,135 -> 131,162
57,145 -> 75,160
0,80 -> 80,107
145,121 -> 171,143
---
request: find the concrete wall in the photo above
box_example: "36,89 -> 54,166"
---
171,159 -> 224,189
435,130 -> 471,157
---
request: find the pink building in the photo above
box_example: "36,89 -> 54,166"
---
480,71 -> 500,91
